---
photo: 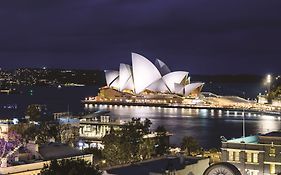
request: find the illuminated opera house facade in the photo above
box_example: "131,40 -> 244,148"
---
92,53 -> 204,105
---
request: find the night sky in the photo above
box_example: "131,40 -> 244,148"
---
0,0 -> 281,74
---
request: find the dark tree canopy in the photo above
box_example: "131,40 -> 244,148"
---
10,121 -> 79,146
181,136 -> 199,156
155,125 -> 169,155
102,118 -> 154,166
40,159 -> 101,175
26,104 -> 41,121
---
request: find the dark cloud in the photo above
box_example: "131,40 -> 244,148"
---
0,0 -> 281,74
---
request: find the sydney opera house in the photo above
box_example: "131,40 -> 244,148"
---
93,53 -> 204,104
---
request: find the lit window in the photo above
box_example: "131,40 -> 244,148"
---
228,151 -> 239,162
270,164 -> 275,174
253,153 -> 258,163
247,170 -> 259,175
234,151 -> 240,162
229,151 -> 234,161
269,147 -> 275,157
247,152 -> 252,163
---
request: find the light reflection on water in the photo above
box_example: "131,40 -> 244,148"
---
86,105 -> 281,149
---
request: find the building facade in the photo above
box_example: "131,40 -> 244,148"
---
221,132 -> 281,175
79,111 -> 123,149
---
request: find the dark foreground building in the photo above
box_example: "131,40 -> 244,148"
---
104,156 -> 209,175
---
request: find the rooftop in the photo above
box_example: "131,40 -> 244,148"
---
224,131 -> 281,145
261,131 -> 281,137
105,156 -> 206,175
39,142 -> 83,160
225,135 -> 258,144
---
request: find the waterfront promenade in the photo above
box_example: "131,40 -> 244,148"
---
83,96 -> 281,116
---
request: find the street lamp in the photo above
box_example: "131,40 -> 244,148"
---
266,74 -> 272,95
267,74 -> 272,84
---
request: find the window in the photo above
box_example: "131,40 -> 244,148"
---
228,151 -> 239,162
246,169 -> 259,175
269,147 -> 275,157
234,151 -> 240,161
252,153 -> 258,163
229,151 -> 234,161
247,152 -> 252,163
246,152 -> 258,163
270,164 -> 275,174
252,171 -> 258,175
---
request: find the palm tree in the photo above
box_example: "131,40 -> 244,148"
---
181,136 -> 199,156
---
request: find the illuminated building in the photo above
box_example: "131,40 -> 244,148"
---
221,131 -> 281,175
96,53 -> 204,104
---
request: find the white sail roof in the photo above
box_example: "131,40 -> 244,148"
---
147,78 -> 169,93
110,78 -> 119,89
132,53 -> 162,94
104,53 -> 203,96
104,70 -> 119,87
155,59 -> 171,76
174,83 -> 185,95
123,76 -> 134,91
162,71 -> 189,93
119,64 -> 134,91
110,77 -> 119,89
184,83 -> 204,96
187,77 -> 191,84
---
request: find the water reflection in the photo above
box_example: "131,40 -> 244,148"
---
85,104 -> 281,149
258,115 -> 279,133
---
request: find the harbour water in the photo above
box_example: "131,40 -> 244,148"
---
1,84 -> 279,148
86,104 -> 281,148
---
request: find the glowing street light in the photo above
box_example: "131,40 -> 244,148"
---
266,74 -> 272,84
265,74 -> 272,96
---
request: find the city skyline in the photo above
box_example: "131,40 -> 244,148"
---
0,0 -> 281,74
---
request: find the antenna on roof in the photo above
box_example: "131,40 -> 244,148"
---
242,92 -> 246,138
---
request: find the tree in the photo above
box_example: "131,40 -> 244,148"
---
83,147 -> 103,162
0,131 -> 22,167
143,118 -> 152,134
102,129 -> 130,165
102,118 -> 154,165
270,86 -> 281,99
139,138 -> 155,160
10,121 -> 79,146
10,123 -> 38,142
181,136 -> 199,156
155,125 -> 167,133
59,124 -> 79,146
40,159 -> 101,175
155,125 -> 169,155
121,118 -> 153,161
26,104 -> 40,121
